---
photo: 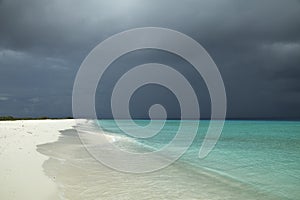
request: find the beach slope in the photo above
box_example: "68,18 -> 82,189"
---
0,119 -> 75,200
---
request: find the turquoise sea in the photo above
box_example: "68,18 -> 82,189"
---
38,120 -> 300,199
98,120 -> 300,199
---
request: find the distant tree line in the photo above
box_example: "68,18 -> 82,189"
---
0,116 -> 73,121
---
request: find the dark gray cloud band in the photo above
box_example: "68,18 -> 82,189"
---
0,0 -> 300,119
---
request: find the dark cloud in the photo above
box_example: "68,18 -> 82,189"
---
0,0 -> 300,118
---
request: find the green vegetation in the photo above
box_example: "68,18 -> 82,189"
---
0,116 -> 15,121
0,116 -> 73,121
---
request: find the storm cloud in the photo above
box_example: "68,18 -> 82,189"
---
0,0 -> 300,119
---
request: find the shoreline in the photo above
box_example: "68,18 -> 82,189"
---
37,123 -> 282,200
0,119 -> 75,200
1,119 -> 297,199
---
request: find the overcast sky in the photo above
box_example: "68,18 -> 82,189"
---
0,0 -> 300,119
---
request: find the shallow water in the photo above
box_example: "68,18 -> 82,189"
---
37,120 -> 300,199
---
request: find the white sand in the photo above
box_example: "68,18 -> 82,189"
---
0,119 -> 75,200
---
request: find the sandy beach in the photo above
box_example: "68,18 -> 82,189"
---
0,119 -> 75,200
0,120 -> 298,200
